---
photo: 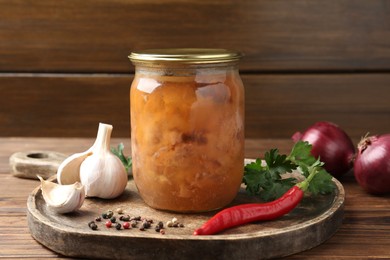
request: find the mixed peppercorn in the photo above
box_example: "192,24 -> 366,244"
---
87,208 -> 184,235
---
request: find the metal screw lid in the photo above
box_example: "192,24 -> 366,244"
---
129,48 -> 242,64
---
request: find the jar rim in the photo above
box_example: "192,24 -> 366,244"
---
129,48 -> 242,64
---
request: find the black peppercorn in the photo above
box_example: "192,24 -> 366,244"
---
110,216 -> 116,223
155,221 -> 164,232
131,216 -> 141,221
88,221 -> 98,230
157,221 -> 164,229
142,221 -> 151,229
120,215 -> 130,221
95,216 -> 102,222
115,223 -> 122,230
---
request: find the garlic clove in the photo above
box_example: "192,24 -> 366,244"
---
57,151 -> 92,185
38,175 -> 85,214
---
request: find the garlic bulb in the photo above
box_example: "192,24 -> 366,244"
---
38,175 -> 85,214
57,123 -> 128,199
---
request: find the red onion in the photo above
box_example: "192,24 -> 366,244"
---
354,134 -> 390,194
292,121 -> 355,177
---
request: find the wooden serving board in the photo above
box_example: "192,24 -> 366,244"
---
27,176 -> 345,259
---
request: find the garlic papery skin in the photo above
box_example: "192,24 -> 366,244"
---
79,123 -> 128,199
57,151 -> 92,185
38,175 -> 85,214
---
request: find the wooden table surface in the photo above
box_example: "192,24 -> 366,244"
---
1,137 -> 390,259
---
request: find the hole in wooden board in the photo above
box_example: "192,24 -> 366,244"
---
27,153 -> 49,159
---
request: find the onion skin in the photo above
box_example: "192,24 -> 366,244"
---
292,121 -> 355,177
354,134 -> 390,194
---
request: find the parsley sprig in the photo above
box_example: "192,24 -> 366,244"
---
243,141 -> 335,201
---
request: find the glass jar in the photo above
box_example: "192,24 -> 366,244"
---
129,48 -> 245,212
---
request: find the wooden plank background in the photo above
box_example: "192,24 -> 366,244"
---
1,0 -> 390,139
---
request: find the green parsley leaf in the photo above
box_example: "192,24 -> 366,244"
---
307,168 -> 335,195
264,149 -> 297,178
243,159 -> 266,195
111,143 -> 132,174
287,141 -> 316,176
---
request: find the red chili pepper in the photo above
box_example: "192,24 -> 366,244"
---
193,185 -> 304,235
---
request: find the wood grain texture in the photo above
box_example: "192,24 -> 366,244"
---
0,0 -> 389,73
1,74 -> 389,139
244,73 -> 390,140
0,75 -> 131,138
1,138 -> 390,259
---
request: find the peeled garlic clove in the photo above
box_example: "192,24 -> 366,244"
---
38,175 -> 85,214
57,150 -> 92,185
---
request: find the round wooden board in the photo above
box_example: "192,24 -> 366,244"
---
27,175 -> 344,259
